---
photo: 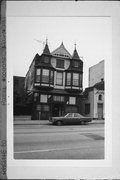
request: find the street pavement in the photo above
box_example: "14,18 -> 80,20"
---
14,121 -> 104,159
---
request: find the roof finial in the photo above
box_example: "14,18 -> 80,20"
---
46,35 -> 48,44
74,42 -> 77,50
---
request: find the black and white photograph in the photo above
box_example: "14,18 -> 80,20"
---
9,14 -> 108,160
5,1 -> 120,179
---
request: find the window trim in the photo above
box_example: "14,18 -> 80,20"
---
56,71 -> 63,86
56,59 -> 64,69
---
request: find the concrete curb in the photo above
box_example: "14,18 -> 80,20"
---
14,120 -> 104,125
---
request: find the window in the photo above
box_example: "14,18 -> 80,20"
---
36,69 -> 41,82
73,61 -> 79,67
69,97 -> 76,104
34,93 -> 39,102
66,73 -> 71,86
65,113 -> 73,118
56,59 -> 64,68
85,104 -> 90,114
53,96 -> 64,102
50,70 -> 54,84
44,56 -> 49,63
40,94 -> 47,103
42,69 -> 49,83
73,73 -> 79,86
56,72 -> 63,85
98,94 -> 102,101
79,74 -> 82,87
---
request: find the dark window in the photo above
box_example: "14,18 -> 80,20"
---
85,104 -> 90,114
34,93 -> 39,102
35,69 -> 41,82
50,70 -> 54,84
53,96 -> 64,102
73,61 -> 79,67
44,56 -> 49,63
56,59 -> 64,68
98,94 -> 102,100
79,74 -> 82,87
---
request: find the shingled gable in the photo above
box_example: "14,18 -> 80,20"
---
51,42 -> 72,58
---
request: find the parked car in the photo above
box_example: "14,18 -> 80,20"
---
49,113 -> 92,126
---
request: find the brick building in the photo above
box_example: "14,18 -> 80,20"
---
25,42 -> 83,120
14,76 -> 30,115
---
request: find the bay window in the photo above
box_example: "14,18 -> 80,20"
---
42,69 -> 49,83
73,73 -> 79,86
66,73 -> 71,85
56,72 -> 63,85
35,69 -> 41,82
50,70 -> 54,84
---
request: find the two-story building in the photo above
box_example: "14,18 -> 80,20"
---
25,42 -> 83,120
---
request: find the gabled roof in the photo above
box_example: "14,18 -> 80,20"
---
43,43 -> 51,55
72,48 -> 80,60
51,42 -> 72,59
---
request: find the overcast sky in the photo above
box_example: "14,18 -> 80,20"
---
7,2 -> 111,89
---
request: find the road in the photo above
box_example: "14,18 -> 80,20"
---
14,121 -> 104,159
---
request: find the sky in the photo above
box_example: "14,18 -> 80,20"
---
7,2 -> 111,89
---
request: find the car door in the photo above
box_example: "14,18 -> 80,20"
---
64,113 -> 73,124
73,113 -> 80,124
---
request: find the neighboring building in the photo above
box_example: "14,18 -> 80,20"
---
82,79 -> 104,119
14,76 -> 29,115
25,42 -> 83,120
89,60 -> 104,87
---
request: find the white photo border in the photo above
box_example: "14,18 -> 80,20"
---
6,1 -> 120,179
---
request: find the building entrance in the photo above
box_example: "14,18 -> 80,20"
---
97,103 -> 103,119
52,103 -> 64,117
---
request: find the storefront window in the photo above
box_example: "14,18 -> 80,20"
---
53,96 -> 64,102
40,94 -> 47,103
69,97 -> 76,104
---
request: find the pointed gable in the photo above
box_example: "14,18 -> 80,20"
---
51,42 -> 72,59
43,43 -> 51,55
72,48 -> 80,60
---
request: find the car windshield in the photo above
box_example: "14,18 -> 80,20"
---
74,113 -> 80,117
65,113 -> 73,118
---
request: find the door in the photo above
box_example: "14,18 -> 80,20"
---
97,103 -> 103,119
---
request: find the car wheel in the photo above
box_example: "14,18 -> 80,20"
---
56,121 -> 62,126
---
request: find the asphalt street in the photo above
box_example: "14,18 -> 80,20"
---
14,121 -> 104,159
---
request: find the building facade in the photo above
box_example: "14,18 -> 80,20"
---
25,42 -> 83,120
89,60 -> 104,87
82,78 -> 104,120
14,76 -> 30,115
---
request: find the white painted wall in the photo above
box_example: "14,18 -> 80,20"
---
89,60 -> 104,87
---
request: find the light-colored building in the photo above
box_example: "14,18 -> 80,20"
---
89,60 -> 104,87
82,79 -> 104,119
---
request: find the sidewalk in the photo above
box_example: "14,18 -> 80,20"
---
14,119 -> 104,125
